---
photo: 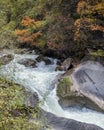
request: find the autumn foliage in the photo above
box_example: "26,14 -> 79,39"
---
74,0 -> 104,43
91,25 -> 104,32
20,32 -> 42,43
77,1 -> 88,15
21,16 -> 35,27
15,29 -> 27,36
15,16 -> 42,46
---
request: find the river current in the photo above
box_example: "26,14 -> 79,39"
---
0,50 -> 104,129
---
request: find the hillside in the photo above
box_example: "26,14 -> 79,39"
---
0,0 -> 104,60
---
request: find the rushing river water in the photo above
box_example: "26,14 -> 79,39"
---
0,50 -> 104,129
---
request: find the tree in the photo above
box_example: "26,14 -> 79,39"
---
15,16 -> 44,47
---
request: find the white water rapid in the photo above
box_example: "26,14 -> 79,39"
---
0,50 -> 104,129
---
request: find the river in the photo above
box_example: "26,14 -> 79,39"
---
0,50 -> 104,129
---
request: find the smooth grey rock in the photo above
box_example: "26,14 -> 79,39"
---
57,61 -> 104,112
42,111 -> 103,130
18,58 -> 37,67
36,55 -> 52,65
71,61 -> 104,111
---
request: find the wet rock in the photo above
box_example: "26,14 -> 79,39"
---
24,91 -> 39,108
18,58 -> 37,67
56,60 -> 61,65
42,111 -> 103,130
36,55 -> 52,65
55,66 -> 65,71
55,58 -> 72,71
57,61 -> 104,112
0,54 -> 14,65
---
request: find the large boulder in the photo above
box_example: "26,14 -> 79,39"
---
42,111 -> 103,130
57,61 -> 104,112
18,58 -> 37,67
0,54 -> 14,65
55,58 -> 72,71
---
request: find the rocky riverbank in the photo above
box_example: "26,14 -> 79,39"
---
0,49 -> 104,130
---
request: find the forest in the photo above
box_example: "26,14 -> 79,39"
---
0,0 -> 104,60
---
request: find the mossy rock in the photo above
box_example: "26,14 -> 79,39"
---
0,54 -> 14,66
57,77 -> 73,98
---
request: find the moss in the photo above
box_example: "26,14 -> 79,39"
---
0,78 -> 40,130
90,49 -> 104,57
57,77 -> 73,98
